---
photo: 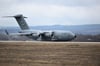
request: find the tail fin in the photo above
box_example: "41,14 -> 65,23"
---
3,14 -> 30,30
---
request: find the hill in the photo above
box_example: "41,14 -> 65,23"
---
0,24 -> 100,35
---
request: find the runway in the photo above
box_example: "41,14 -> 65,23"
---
0,41 -> 100,66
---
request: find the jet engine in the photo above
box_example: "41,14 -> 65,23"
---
40,32 -> 52,41
31,33 -> 40,40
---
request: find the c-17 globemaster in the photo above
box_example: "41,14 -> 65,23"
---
4,14 -> 76,41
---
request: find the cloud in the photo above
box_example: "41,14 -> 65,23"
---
16,3 -> 100,19
0,0 -> 100,26
18,0 -> 100,6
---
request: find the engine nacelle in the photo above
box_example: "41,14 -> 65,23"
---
40,32 -> 52,41
31,33 -> 40,40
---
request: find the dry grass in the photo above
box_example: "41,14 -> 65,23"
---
0,41 -> 100,66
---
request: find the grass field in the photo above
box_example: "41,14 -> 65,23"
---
0,41 -> 100,66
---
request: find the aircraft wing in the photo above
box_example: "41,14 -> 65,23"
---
10,33 -> 34,36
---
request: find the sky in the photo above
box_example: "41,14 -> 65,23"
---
0,0 -> 100,27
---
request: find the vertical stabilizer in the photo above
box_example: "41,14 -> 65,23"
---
14,14 -> 29,30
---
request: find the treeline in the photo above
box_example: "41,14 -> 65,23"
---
0,33 -> 100,42
73,34 -> 100,42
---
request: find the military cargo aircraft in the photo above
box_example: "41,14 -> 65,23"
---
4,14 -> 76,41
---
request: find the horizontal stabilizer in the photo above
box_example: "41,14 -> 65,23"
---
3,15 -> 27,18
